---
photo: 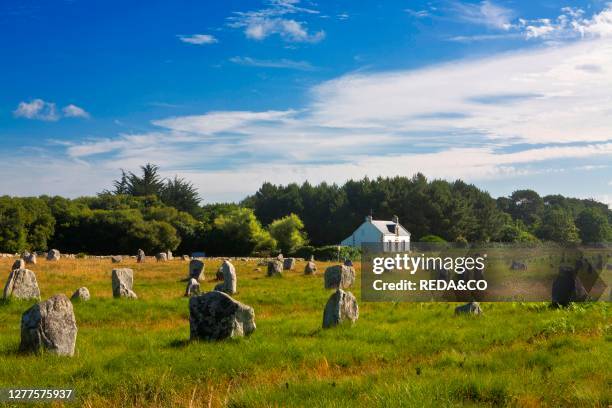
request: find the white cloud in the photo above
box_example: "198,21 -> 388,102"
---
405,9 -> 430,18
229,56 -> 315,70
228,0 -> 324,43
177,34 -> 218,45
13,99 -> 58,121
454,1 -> 514,30
62,104 -> 90,118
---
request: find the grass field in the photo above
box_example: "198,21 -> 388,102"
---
0,257 -> 610,407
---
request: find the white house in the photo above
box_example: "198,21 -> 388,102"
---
340,215 -> 411,252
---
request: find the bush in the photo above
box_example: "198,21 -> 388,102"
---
419,234 -> 447,243
312,245 -> 361,261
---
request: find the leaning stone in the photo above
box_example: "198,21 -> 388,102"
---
214,260 -> 237,295
322,289 -> 359,328
3,269 -> 40,300
267,260 -> 283,277
11,258 -> 25,271
324,265 -> 355,289
137,249 -> 146,263
283,257 -> 296,270
20,294 -> 77,356
111,268 -> 137,299
304,261 -> 317,275
47,249 -> 61,261
184,278 -> 200,297
71,287 -> 90,301
111,255 -> 122,263
552,266 -> 588,307
454,301 -> 482,315
189,291 -> 256,341
155,252 -> 167,262
189,260 -> 205,281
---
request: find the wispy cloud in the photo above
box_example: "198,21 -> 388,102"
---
404,9 -> 430,18
229,56 -> 315,70
177,34 -> 218,45
228,0 -> 325,43
62,104 -> 90,118
453,0 -> 514,30
14,99 -> 58,121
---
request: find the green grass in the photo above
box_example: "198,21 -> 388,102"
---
0,258 -> 610,407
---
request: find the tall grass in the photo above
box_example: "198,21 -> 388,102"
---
0,258 -> 609,407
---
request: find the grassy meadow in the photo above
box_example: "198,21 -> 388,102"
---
0,257 -> 610,407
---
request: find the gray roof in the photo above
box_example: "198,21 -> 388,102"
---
371,220 -> 410,236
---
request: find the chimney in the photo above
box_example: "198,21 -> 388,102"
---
366,215 -> 373,223
393,215 -> 399,235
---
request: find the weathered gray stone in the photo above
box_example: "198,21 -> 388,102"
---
184,278 -> 200,297
71,287 -> 90,301
23,252 -> 37,265
137,249 -> 146,263
189,291 -> 256,341
111,268 -> 137,299
324,265 -> 355,289
111,255 -> 122,264
215,264 -> 224,281
510,260 -> 527,270
455,301 -> 482,315
166,250 -> 173,260
552,266 -> 588,307
189,260 -> 205,281
214,260 -> 236,295
155,252 -> 167,262
11,258 -> 25,271
304,261 -> 317,275
47,249 -> 60,261
3,269 -> 40,300
20,294 -> 77,356
283,257 -> 296,271
322,289 -> 359,328
182,255 -> 191,261
267,260 -> 283,277
344,258 -> 354,267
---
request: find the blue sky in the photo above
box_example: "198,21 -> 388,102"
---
1,0 -> 611,205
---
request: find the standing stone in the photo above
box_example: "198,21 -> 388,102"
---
510,261 -> 527,270
283,257 -> 296,271
324,265 -> 355,289
215,264 -> 224,281
304,260 -> 317,275
71,287 -> 90,301
552,266 -> 588,307
3,269 -> 40,300
214,260 -> 237,295
455,301 -> 482,315
47,249 -> 61,261
111,268 -> 137,299
20,294 -> 77,356
12,258 -> 25,271
182,255 -> 191,261
166,250 -> 173,260
184,278 -> 200,297
276,253 -> 284,261
137,249 -> 146,263
189,291 -> 256,341
111,256 -> 122,264
267,260 -> 283,277
155,252 -> 167,262
322,289 -> 359,328
189,260 -> 205,281
344,258 -> 354,267
23,252 -> 37,265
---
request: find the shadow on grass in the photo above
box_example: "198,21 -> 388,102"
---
167,338 -> 191,349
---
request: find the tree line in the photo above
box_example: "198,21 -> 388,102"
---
0,165 -> 609,256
